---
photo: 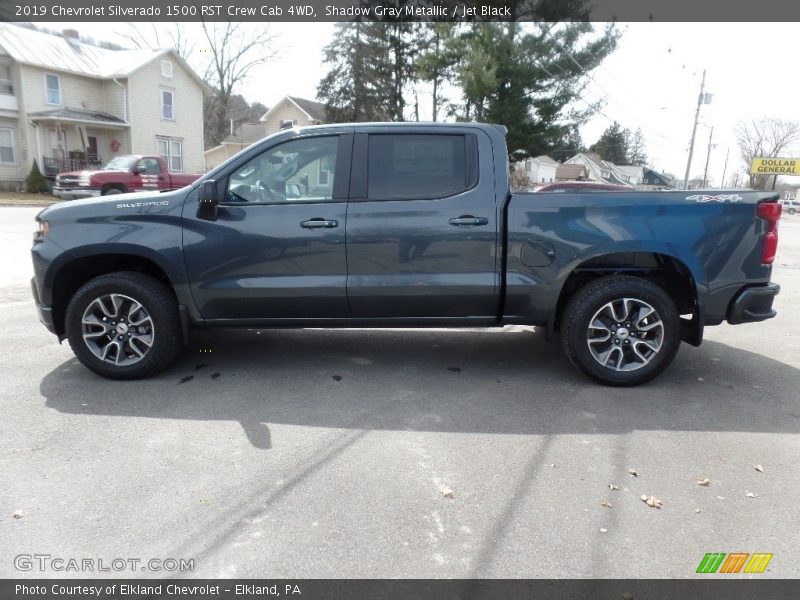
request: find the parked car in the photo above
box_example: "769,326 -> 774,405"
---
534,181 -> 634,193
31,123 -> 781,386
52,155 -> 201,200
780,199 -> 799,215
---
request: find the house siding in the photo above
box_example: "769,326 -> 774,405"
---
127,59 -> 204,174
263,99 -> 318,134
19,65 -> 106,115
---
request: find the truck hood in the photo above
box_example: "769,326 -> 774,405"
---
56,169 -> 126,180
38,189 -> 178,220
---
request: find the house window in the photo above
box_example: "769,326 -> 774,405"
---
279,119 -> 295,129
161,89 -> 175,120
157,137 -> 183,172
46,73 -> 61,104
0,127 -> 16,164
0,65 -> 13,95
160,60 -> 173,79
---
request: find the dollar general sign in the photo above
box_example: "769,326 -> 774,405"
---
751,157 -> 800,175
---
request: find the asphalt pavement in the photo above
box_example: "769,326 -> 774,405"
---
1,206 -> 799,578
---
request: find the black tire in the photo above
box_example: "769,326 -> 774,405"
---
65,272 -> 182,379
102,187 -> 123,195
788,208 -> 796,215
560,275 -> 681,386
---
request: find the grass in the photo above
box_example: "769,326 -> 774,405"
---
0,192 -> 60,207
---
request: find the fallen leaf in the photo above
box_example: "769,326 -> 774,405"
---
754,464 -> 764,473
622,593 -> 634,600
697,377 -> 704,382
441,488 -> 455,499
601,500 -> 613,508
600,528 -> 608,533
697,478 -> 710,486
640,495 -> 662,508
745,492 -> 756,498
12,510 -> 23,519
628,469 -> 639,477
608,483 -> 619,491
717,496 -> 725,500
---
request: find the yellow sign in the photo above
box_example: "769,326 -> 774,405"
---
751,157 -> 800,175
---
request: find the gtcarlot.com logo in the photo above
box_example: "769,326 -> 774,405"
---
696,552 -> 773,574
14,554 -> 194,573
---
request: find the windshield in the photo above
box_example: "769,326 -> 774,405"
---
103,156 -> 138,172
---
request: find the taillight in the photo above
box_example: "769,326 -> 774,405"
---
757,202 -> 781,264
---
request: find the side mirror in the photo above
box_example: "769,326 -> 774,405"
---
197,180 -> 219,221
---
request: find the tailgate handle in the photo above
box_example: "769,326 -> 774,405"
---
449,215 -> 488,227
301,218 -> 338,229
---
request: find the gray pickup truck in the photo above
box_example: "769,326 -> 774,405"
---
31,123 -> 780,385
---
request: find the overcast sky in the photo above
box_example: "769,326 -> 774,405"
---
43,21 -> 800,184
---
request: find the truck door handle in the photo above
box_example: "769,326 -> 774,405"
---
449,215 -> 489,227
300,218 -> 338,229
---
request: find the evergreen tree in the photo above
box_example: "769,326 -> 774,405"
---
415,23 -> 460,122
589,122 -> 630,164
318,22 -> 416,122
628,128 -> 648,166
551,126 -> 585,162
453,22 -> 619,160
26,160 -> 48,194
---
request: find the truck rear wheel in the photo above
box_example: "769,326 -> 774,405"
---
560,275 -> 681,386
65,272 -> 182,379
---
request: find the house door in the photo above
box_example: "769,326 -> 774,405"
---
87,135 -> 99,164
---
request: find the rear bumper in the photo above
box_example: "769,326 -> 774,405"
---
31,277 -> 57,335
727,283 -> 780,324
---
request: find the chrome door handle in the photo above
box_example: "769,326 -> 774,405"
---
301,218 -> 338,228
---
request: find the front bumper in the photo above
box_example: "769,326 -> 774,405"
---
727,283 -> 780,324
52,187 -> 101,200
31,277 -> 57,335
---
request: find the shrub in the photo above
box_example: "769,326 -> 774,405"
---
26,160 -> 48,194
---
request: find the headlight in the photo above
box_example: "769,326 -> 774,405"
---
33,220 -> 49,241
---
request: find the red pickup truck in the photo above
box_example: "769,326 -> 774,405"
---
53,155 -> 200,200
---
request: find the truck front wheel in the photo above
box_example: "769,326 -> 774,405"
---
65,272 -> 182,379
560,275 -> 681,386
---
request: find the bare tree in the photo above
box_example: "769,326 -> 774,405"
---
119,23 -> 196,61
200,23 -> 277,148
735,118 -> 800,190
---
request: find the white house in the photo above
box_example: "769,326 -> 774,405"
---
0,23 -> 205,190
522,155 -> 558,184
565,153 -> 634,186
204,96 -> 328,171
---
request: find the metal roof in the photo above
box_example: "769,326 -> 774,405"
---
28,107 -> 128,125
0,23 -> 172,80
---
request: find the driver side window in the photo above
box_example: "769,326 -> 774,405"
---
226,136 -> 338,204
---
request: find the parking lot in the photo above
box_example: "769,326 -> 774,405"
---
1,205 -> 799,578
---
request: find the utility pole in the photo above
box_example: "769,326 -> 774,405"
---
702,126 -> 714,188
720,147 -> 730,189
683,69 -> 707,190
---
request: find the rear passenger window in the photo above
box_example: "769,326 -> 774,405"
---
367,134 -> 477,200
